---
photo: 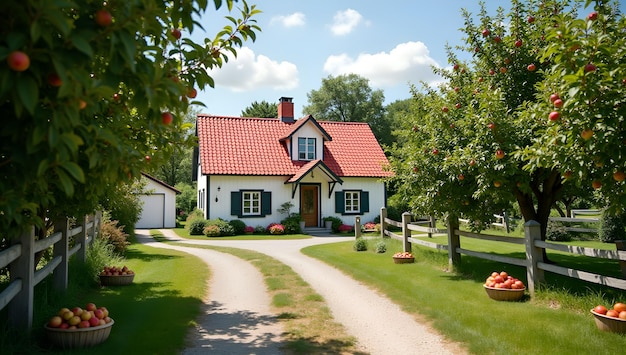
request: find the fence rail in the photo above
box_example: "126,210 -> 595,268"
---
376,207 -> 626,295
0,212 -> 101,330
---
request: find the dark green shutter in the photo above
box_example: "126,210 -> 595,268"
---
261,191 -> 272,216
361,191 -> 369,213
231,191 -> 242,217
335,191 -> 344,214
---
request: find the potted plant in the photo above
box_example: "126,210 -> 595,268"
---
323,216 -> 333,230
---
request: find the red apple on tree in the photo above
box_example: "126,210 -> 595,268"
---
587,11 -> 598,21
549,93 -> 560,103
613,171 -> 625,182
7,51 -> 30,72
442,106 -> 449,113
453,63 -> 460,71
553,99 -> 563,108
494,181 -> 502,188
487,122 -> 495,130
548,111 -> 560,121
580,128 -> 594,140
592,180 -> 602,189
527,63 -> 536,72
187,87 -> 198,98
493,36 -> 501,43
527,16 -> 535,23
455,103 -> 461,109
495,149 -> 505,159
162,112 -> 173,125
584,63 -> 597,72
95,9 -> 113,27
515,39 -> 523,47
482,28 -> 490,36
499,67 -> 507,74
171,28 -> 182,40
48,73 -> 62,87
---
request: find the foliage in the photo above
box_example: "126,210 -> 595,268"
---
268,223 -> 285,235
244,225 -> 254,233
338,224 -> 353,233
388,0 -> 626,243
303,73 -> 392,147
241,100 -> 278,118
254,225 -> 267,234
277,201 -> 295,216
281,214 -> 303,234
99,179 -> 145,235
353,237 -> 368,251
188,218 -> 207,235
187,208 -> 204,221
204,224 -> 221,237
374,240 -> 387,253
323,216 -> 343,232
85,237 -> 125,285
545,221 -> 572,242
175,182 -> 197,215
98,218 -> 130,254
229,219 -> 247,235
207,218 -> 235,236
599,211 -> 625,243
0,0 -> 261,238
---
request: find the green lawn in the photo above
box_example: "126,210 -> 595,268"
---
302,237 -> 626,355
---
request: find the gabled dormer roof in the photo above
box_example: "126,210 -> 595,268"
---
279,115 -> 332,143
196,114 -> 392,178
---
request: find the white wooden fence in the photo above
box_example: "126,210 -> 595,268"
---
378,207 -> 626,295
0,212 -> 101,329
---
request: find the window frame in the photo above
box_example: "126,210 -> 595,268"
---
344,191 -> 360,213
298,137 -> 316,160
241,190 -> 262,216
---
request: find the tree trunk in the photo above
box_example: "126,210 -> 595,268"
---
513,168 -> 563,262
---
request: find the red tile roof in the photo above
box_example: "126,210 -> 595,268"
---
196,115 -> 392,178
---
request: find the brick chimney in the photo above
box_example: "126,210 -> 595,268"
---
278,97 -> 294,123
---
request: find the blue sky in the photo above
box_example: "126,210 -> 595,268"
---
188,1 -> 612,118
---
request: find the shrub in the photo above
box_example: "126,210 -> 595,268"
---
546,222 -> 571,242
374,240 -> 387,253
281,214 -> 302,234
353,237 -> 368,251
599,212 -> 625,243
99,219 -> 130,254
244,226 -> 254,233
323,216 -> 343,232
254,225 -> 266,234
229,219 -> 246,235
186,208 -> 204,223
188,218 -> 207,235
204,225 -> 221,237
268,223 -> 285,235
208,219 -> 235,236
85,237 -> 124,285
338,224 -> 354,233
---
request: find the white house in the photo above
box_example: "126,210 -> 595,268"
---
192,97 -> 393,228
136,173 -> 180,229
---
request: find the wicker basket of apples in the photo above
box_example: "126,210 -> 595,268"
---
483,271 -> 526,301
99,265 -> 135,286
590,303 -> 626,334
392,251 -> 415,264
44,303 -> 114,349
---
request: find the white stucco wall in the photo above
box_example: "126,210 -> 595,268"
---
136,178 -> 178,228
197,173 -> 386,227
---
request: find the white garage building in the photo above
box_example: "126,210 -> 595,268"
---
136,173 -> 180,229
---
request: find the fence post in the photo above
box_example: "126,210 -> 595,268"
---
380,207 -> 387,238
447,215 -> 460,270
524,220 -> 544,296
503,212 -> 510,233
53,217 -> 70,290
355,216 -> 361,239
402,212 -> 412,252
428,216 -> 436,238
615,240 -> 626,278
76,215 -> 88,263
8,227 -> 35,330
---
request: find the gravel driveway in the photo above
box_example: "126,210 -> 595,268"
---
135,229 -> 465,355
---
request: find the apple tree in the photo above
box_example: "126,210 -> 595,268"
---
0,0 -> 261,237
389,0 -> 622,240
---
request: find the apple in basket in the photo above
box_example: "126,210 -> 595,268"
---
47,303 -> 113,329
100,265 -> 134,276
484,271 -> 525,289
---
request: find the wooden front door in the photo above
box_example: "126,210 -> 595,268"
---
300,185 -> 319,227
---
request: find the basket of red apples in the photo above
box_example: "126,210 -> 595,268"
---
590,303 -> 626,334
44,303 -> 114,349
483,271 -> 526,301
392,251 -> 415,264
99,265 -> 134,286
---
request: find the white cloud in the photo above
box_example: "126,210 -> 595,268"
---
209,47 -> 299,92
330,9 -> 363,36
271,12 -> 306,28
323,41 -> 441,87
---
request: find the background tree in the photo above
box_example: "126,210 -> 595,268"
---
303,74 -> 392,147
241,100 -> 278,117
389,0 -> 622,246
0,0 -> 261,237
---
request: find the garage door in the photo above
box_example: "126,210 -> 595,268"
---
136,194 -> 165,229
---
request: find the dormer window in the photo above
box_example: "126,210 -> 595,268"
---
298,137 -> 316,160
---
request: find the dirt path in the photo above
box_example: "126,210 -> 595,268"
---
136,229 -> 465,355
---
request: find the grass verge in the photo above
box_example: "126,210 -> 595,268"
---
20,241 -> 209,354
302,238 -> 626,355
